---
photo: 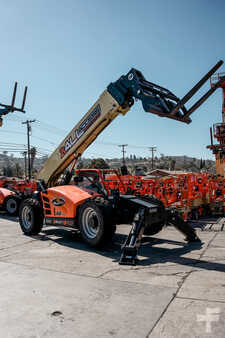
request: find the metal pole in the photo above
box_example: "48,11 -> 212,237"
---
22,120 -> 36,179
119,144 -> 128,166
23,151 -> 27,178
210,127 -> 213,146
149,146 -> 156,169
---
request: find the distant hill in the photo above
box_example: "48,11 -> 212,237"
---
0,152 -> 216,178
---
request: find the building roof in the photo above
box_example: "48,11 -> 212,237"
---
146,169 -> 188,177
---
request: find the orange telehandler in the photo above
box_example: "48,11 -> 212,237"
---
18,61 -> 224,264
0,82 -> 29,214
0,178 -> 37,215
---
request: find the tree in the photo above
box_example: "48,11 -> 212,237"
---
77,160 -> 84,169
88,158 -> 109,169
15,163 -> 23,177
200,158 -> 203,169
3,166 -> 13,177
169,159 -> 176,170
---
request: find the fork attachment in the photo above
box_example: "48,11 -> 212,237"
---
119,208 -> 146,265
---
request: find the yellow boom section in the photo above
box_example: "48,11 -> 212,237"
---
37,90 -> 129,187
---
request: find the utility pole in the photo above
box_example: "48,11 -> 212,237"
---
22,120 -> 36,179
118,144 -> 128,166
23,151 -> 27,178
149,146 -> 157,169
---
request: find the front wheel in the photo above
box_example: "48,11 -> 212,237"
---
78,198 -> 115,247
19,198 -> 43,235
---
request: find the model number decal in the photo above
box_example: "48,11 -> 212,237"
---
59,105 -> 101,158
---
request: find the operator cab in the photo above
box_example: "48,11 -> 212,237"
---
74,171 -> 105,195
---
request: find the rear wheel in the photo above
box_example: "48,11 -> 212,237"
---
143,221 -> 165,236
4,195 -> 21,216
19,198 -> 43,235
78,197 -> 115,247
141,195 -> 166,236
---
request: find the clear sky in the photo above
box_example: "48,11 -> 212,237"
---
0,0 -> 225,160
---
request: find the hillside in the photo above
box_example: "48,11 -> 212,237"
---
0,152 -> 215,178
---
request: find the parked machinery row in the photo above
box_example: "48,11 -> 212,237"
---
0,177 -> 37,215
103,171 -> 225,220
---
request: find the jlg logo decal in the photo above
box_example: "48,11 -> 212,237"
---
52,197 -> 65,206
59,105 -> 101,158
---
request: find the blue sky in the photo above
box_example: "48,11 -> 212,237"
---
0,0 -> 225,160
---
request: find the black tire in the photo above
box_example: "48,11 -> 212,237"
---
141,195 -> 166,236
4,195 -> 21,216
19,198 -> 43,235
143,221 -> 165,236
78,197 -> 116,247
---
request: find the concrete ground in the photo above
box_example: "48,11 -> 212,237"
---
0,215 -> 225,338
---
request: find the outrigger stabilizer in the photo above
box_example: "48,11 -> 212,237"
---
119,208 -> 201,266
0,82 -> 28,126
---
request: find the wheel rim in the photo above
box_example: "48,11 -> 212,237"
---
81,207 -> 100,239
21,205 -> 33,230
6,199 -> 17,214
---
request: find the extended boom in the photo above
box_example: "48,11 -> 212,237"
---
38,61 -> 223,187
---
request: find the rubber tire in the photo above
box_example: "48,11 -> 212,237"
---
141,195 -> 166,236
143,221 -> 165,236
78,197 -> 116,247
4,195 -> 21,216
19,198 -> 43,235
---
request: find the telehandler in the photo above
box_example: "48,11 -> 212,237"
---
19,61 -> 224,264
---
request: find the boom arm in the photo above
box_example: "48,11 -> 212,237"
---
38,61 -> 223,187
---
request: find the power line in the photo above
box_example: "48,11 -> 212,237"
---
0,129 -> 57,146
30,133 -> 57,146
0,142 -> 51,153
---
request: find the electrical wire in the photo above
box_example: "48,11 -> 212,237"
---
3,114 -> 152,157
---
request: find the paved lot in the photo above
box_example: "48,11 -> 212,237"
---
0,215 -> 225,337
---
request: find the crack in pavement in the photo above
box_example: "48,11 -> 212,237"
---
0,239 -> 36,252
147,270 -> 192,337
0,240 -> 55,260
97,266 -> 193,279
176,296 -> 225,304
146,233 -> 221,336
199,232 -> 219,259
0,260 -> 176,288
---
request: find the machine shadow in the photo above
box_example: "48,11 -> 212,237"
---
0,213 -> 19,223
32,226 -> 225,273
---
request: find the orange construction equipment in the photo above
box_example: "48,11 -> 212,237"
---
207,72 -> 225,176
0,177 -> 37,215
18,61 -> 224,265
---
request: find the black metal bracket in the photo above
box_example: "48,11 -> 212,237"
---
108,60 -> 224,124
0,82 -> 28,117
